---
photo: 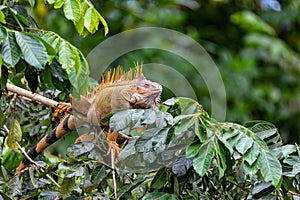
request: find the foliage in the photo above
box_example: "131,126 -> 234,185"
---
1,97 -> 300,199
0,0 -> 300,199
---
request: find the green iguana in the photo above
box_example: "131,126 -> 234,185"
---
15,66 -> 162,173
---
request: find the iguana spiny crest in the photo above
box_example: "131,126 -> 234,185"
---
16,66 -> 163,173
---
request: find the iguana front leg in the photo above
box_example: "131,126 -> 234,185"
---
51,102 -> 72,122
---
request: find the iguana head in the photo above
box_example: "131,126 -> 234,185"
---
130,77 -> 162,110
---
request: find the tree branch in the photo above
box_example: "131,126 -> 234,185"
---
6,83 -> 59,108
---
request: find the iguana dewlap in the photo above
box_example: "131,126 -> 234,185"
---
16,66 -> 162,173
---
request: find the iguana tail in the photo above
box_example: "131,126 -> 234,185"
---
15,114 -> 76,173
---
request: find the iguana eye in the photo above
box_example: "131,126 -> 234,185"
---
144,83 -> 150,87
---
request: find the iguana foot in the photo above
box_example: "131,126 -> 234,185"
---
106,130 -> 121,161
51,102 -> 72,122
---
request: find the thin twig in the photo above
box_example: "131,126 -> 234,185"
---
16,142 -> 60,188
288,191 -> 300,197
111,149 -> 117,199
226,179 -> 250,193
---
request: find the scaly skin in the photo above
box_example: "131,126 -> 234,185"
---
16,67 -> 162,173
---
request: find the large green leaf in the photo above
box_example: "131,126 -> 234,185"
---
0,25 -> 7,43
72,48 -> 89,93
2,32 -> 21,66
192,139 -> 214,177
260,150 -> 282,188
15,32 -> 47,69
58,41 -> 76,78
63,0 -> 81,22
84,7 -> 99,33
25,32 -> 56,61
150,168 -> 167,189
214,138 -> 227,178
74,2 -> 89,36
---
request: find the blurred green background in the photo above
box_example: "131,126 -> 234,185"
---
34,0 -> 300,143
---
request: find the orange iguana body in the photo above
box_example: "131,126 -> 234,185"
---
16,66 -> 162,173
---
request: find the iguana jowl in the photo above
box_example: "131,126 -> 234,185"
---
16,66 -> 162,173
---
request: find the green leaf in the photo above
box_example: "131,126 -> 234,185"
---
260,150 -> 282,188
0,10 -> 6,23
72,48 -> 89,93
74,2 -> 88,36
7,176 -> 22,197
54,0 -> 64,8
231,11 -> 276,35
91,166 -> 106,185
174,117 -> 195,135
41,32 -> 61,50
59,177 -> 76,199
96,10 -> 109,36
214,139 -> 227,178
235,135 -> 253,154
186,140 -> 202,158
243,154 -> 261,176
58,41 -> 75,72
84,7 -> 99,33
25,32 -> 56,60
217,134 -> 233,155
2,32 -> 21,66
0,25 -> 7,43
135,128 -> 169,152
291,163 -> 300,175
28,0 -> 35,7
67,142 -> 94,157
117,178 -> 145,199
131,182 -> 148,199
63,0 -> 81,22
6,118 -> 22,150
58,40 -> 78,88
150,168 -> 167,189
29,168 -> 39,188
15,32 -> 47,69
244,142 -> 260,165
193,139 -> 214,176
